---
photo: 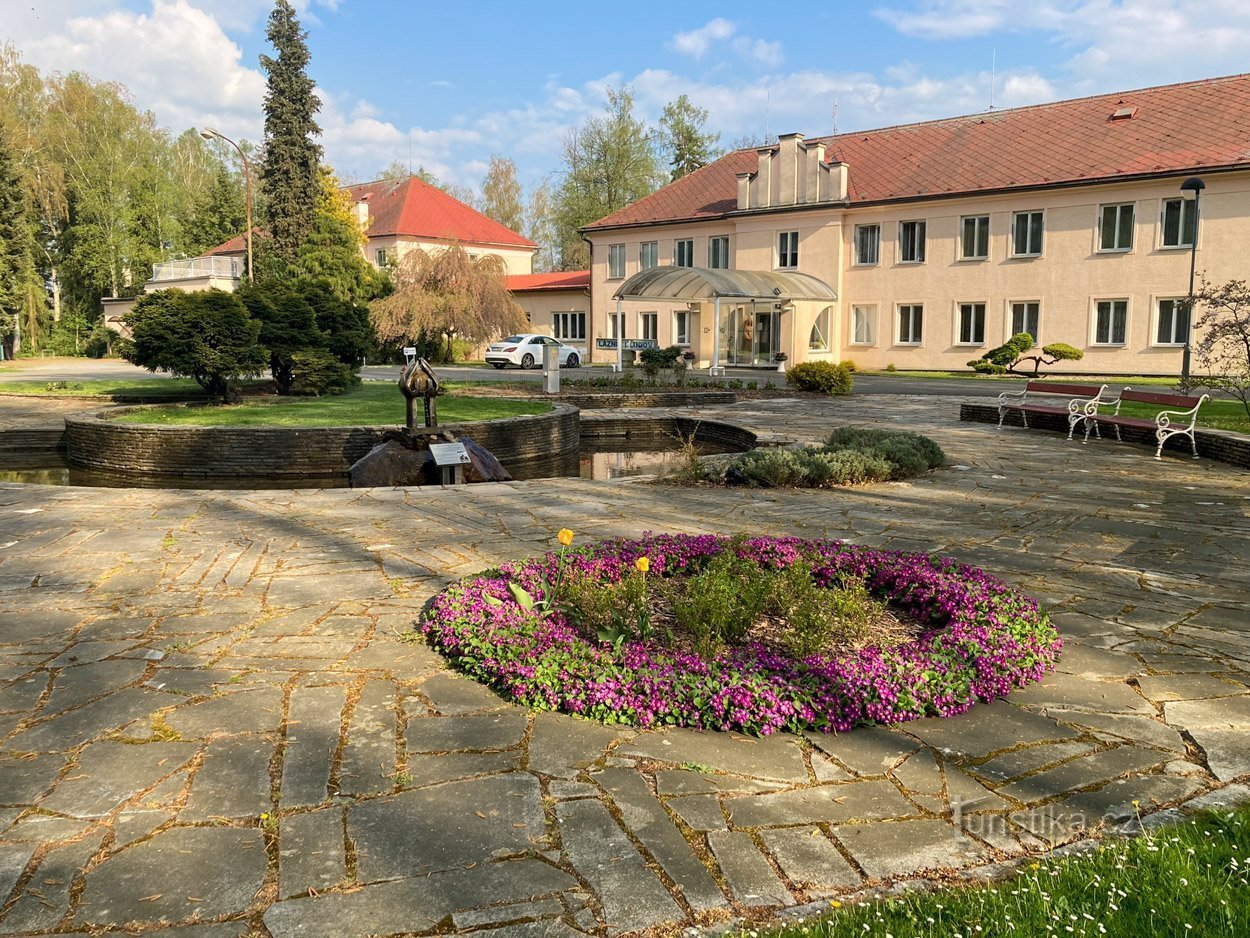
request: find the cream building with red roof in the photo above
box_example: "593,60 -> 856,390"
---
582,73 -> 1250,375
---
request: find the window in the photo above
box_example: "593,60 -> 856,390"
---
957,302 -> 987,345
552,311 -> 585,342
708,235 -> 730,269
675,239 -> 694,267
673,310 -> 691,346
609,311 -> 624,339
1094,299 -> 1129,345
777,231 -> 799,268
809,306 -> 832,351
1011,302 -> 1041,345
899,220 -> 926,263
640,241 -> 658,269
1156,298 -> 1190,345
374,248 -> 392,266
608,243 -> 626,279
854,224 -> 880,265
1012,211 -> 1043,256
640,312 -> 658,343
850,305 -> 876,345
960,215 -> 990,259
1099,203 -> 1135,252
898,304 -> 923,345
1161,198 -> 1197,248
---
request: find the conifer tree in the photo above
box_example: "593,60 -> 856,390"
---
259,0 -> 322,266
0,124 -> 39,358
659,95 -> 720,181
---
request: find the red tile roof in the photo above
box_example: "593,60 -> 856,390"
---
206,232 -> 249,255
586,73 -> 1250,231
506,270 -> 590,293
345,176 -> 536,249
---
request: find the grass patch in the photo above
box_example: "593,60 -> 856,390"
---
109,382 -> 550,427
0,378 -> 211,398
739,806 -> 1250,938
864,370 -> 1186,386
1115,398 -> 1250,434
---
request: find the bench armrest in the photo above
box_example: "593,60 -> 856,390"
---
997,388 -> 1028,406
1156,394 -> 1210,428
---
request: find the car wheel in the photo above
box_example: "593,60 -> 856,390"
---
521,353 -> 535,369
566,353 -> 580,368
491,363 -> 505,369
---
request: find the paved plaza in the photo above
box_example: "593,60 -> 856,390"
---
0,392 -> 1248,936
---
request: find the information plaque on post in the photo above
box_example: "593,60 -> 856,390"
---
428,442 -> 470,485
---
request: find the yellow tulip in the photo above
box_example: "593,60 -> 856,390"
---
557,529 -> 574,547
635,556 -> 650,573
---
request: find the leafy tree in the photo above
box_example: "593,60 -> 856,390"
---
124,289 -> 266,401
237,284 -> 320,394
1192,279 -> 1250,418
554,86 -> 663,269
292,166 -> 387,302
183,164 -> 246,256
659,94 -> 720,181
480,155 -> 524,233
0,120 -> 41,358
968,333 -> 1084,376
371,245 -> 525,360
525,178 -> 559,273
376,160 -> 411,180
259,0 -> 322,267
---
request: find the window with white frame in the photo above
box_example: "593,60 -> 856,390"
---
674,239 -> 694,267
608,243 -> 626,279
1094,299 -> 1129,345
777,231 -> 799,268
850,305 -> 876,345
673,310 -> 691,345
640,312 -> 658,343
1099,203 -> 1135,252
899,220 -> 926,263
897,304 -> 923,345
708,236 -> 730,269
552,311 -> 586,342
374,248 -> 392,267
960,215 -> 990,259
957,302 -> 987,345
853,224 -> 880,265
809,306 -> 832,351
640,241 -> 658,269
1010,302 -> 1041,345
1156,298 -> 1190,345
1161,198 -> 1198,248
1012,211 -> 1043,257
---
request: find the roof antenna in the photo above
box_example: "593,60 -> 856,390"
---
989,50 -> 997,111
831,96 -> 839,136
408,137 -> 413,175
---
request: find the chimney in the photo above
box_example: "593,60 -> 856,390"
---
353,196 -> 371,230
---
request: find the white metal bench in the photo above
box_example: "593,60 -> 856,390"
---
1081,389 -> 1210,459
997,381 -> 1114,440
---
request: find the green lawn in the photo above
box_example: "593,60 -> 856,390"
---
0,378 -> 211,398
110,382 -> 550,427
738,807 -> 1249,938
862,370 -> 1186,387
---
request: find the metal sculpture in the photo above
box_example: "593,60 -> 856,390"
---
399,357 -> 440,429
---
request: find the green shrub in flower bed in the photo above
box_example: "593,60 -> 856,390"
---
420,533 -> 1060,735
710,427 -> 945,487
786,361 -> 854,394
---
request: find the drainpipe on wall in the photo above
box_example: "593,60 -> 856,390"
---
580,235 -> 595,365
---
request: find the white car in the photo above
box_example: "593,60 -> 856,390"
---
485,334 -> 583,370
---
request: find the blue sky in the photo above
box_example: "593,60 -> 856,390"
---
5,1 -> 1249,195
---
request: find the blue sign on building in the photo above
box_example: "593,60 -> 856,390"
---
596,338 -> 660,350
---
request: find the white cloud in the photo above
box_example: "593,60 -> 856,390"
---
670,18 -> 736,58
732,37 -> 784,69
873,0 -> 1014,39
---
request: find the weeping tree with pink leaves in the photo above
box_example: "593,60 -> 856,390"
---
1191,279 -> 1250,418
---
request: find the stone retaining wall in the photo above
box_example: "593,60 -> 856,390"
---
579,412 -> 757,451
537,391 -> 736,410
65,404 -> 580,480
959,402 -> 1250,469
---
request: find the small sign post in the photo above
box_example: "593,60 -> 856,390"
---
428,442 -> 470,485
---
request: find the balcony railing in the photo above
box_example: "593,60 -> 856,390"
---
150,255 -> 241,282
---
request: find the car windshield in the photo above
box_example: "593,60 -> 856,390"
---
501,336 -> 525,343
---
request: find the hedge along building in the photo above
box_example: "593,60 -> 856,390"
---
581,73 -> 1250,374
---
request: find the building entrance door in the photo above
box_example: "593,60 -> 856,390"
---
722,306 -> 780,365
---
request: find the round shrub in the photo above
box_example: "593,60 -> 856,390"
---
786,361 -> 853,395
421,534 -> 1061,735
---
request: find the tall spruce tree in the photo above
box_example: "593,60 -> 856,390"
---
0,123 -> 39,358
259,0 -> 322,267
659,95 -> 720,181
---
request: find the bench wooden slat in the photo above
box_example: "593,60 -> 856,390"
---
1120,389 -> 1201,408
1025,381 -> 1104,396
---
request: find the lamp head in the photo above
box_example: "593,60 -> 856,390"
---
200,127 -> 220,141
1181,176 -> 1205,194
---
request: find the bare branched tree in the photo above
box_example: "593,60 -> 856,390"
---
1192,278 -> 1250,417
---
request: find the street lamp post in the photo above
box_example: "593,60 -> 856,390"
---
200,128 -> 253,281
1180,176 -> 1205,387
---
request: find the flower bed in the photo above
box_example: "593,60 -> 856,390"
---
421,534 -> 1061,736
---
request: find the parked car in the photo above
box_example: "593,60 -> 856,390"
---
485,334 -> 583,369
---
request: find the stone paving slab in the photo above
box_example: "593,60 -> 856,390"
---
1,393 -> 1248,935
